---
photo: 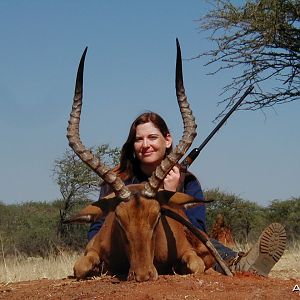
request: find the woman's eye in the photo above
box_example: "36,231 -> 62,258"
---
149,135 -> 158,140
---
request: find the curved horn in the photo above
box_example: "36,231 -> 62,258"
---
67,47 -> 131,201
142,39 -> 197,198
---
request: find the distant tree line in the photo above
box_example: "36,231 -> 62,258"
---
0,200 -> 89,257
205,189 -> 300,244
0,192 -> 299,257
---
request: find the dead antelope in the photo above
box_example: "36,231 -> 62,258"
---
66,40 -> 215,281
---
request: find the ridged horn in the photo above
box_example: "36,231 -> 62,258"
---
142,39 -> 197,198
67,47 -> 131,201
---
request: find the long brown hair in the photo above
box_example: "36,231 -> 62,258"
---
114,112 -> 173,180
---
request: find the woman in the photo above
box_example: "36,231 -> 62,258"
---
88,111 -> 286,276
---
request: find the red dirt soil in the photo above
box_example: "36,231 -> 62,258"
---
1,272 -> 299,300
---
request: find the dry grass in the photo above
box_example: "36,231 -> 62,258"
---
0,250 -> 80,283
0,245 -> 299,284
269,244 -> 300,280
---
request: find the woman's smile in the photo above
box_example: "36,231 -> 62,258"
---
141,150 -> 154,156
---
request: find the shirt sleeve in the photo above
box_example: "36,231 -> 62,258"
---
183,172 -> 207,232
184,173 -> 204,201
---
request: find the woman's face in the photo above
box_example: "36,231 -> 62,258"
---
134,122 -> 172,167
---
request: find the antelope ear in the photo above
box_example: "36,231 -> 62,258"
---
63,204 -> 103,224
63,193 -> 122,224
156,190 -> 199,205
63,185 -> 146,224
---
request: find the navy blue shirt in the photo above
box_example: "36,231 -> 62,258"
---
87,171 -> 206,240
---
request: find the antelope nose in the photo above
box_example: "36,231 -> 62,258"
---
136,272 -> 150,282
135,269 -> 158,282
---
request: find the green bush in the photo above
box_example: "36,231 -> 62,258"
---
205,188 -> 267,243
267,197 -> 300,243
0,201 -> 88,257
0,192 -> 299,256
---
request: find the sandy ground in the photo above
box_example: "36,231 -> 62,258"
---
1,271 -> 299,300
1,245 -> 299,299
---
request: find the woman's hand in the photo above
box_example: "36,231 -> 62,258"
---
163,166 -> 180,191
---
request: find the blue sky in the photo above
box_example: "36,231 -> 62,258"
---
0,1 -> 299,206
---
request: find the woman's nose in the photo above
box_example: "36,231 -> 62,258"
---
142,138 -> 149,147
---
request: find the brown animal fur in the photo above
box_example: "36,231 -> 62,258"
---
73,190 -> 215,281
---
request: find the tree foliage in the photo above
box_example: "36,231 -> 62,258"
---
199,0 -> 300,112
205,188 -> 267,243
0,201 -> 89,257
267,197 -> 300,242
52,144 -> 120,239
205,189 -> 300,245
0,202 -> 60,256
53,145 -> 120,203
